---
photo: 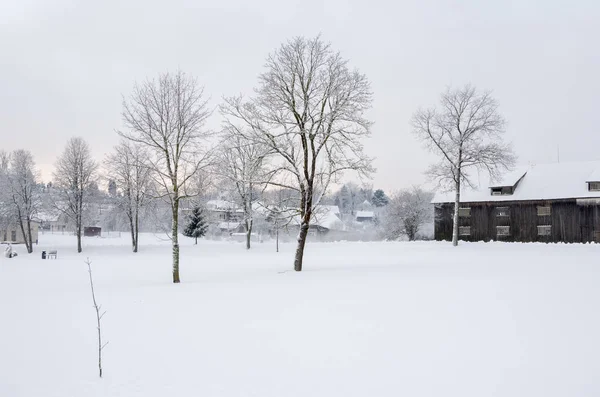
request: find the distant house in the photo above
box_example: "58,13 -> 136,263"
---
216,222 -> 245,234
83,226 -> 102,237
355,211 -> 375,223
357,200 -> 373,211
288,205 -> 344,236
205,200 -> 244,223
432,161 -> 600,243
1,222 -> 40,244
37,210 -> 69,233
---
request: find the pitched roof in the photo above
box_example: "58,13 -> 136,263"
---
432,160 -> 600,203
586,167 -> 600,182
206,200 -> 237,210
290,205 -> 343,230
488,167 -> 528,188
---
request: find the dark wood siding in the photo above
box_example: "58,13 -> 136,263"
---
434,199 -> 600,243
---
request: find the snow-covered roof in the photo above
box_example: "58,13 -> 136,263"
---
432,160 -> 600,203
586,167 -> 600,182
35,210 -> 62,223
314,208 -> 343,230
319,205 -> 340,215
356,211 -> 374,218
488,167 -> 528,188
290,205 -> 343,231
206,200 -> 238,211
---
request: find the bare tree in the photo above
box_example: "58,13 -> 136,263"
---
105,141 -> 153,252
412,85 -> 515,246
0,152 -> 12,233
85,258 -> 107,378
221,36 -> 373,271
382,186 -> 433,241
119,71 -> 212,283
217,125 -> 271,249
53,138 -> 98,253
5,150 -> 41,253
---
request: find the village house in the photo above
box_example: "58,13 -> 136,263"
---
37,210 -> 69,234
0,221 -> 40,245
433,161 -> 600,243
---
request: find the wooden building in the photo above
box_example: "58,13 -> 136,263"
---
433,161 -> 600,243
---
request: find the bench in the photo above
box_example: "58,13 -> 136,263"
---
48,250 -> 57,259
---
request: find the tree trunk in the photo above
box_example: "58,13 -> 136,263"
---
294,222 -> 310,271
172,200 -> 180,283
128,213 -> 135,253
77,225 -> 82,253
452,177 -> 461,247
134,210 -> 139,253
77,195 -> 83,253
77,209 -> 83,253
19,221 -> 30,253
17,214 -> 30,253
245,219 -> 252,250
195,236 -> 198,245
276,226 -> 279,253
26,218 -> 33,253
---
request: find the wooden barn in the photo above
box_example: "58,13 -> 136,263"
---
433,161 -> 600,243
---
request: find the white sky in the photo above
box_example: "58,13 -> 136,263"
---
1,0 -> 599,193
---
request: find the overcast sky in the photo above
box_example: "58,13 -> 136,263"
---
1,0 -> 599,192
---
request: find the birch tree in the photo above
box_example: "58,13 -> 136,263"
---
6,150 -> 41,253
217,125 -> 270,249
53,137 -> 98,253
221,36 -> 373,271
412,85 -> 515,246
119,71 -> 211,283
105,141 -> 153,253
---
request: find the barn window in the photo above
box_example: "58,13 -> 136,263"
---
589,182 -> 600,191
537,225 -> 551,236
496,207 -> 510,217
537,205 -> 551,216
490,186 -> 513,196
459,226 -> 471,236
458,207 -> 471,217
496,226 -> 510,236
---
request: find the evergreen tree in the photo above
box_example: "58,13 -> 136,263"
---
183,207 -> 208,245
372,189 -> 389,207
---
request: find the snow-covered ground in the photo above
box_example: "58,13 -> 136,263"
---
2,234 -> 600,397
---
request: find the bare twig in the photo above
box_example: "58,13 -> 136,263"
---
85,258 -> 107,378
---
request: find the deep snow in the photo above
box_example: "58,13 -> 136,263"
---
1,234 -> 600,396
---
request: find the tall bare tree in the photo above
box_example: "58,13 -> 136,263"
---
105,141 -> 153,253
221,36 -> 373,271
5,150 -> 41,253
119,71 -> 211,283
217,125 -> 271,249
412,85 -> 515,246
53,137 -> 98,253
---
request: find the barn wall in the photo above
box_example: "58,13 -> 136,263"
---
434,200 -> 600,243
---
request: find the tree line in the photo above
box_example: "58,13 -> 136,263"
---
1,35 -> 514,282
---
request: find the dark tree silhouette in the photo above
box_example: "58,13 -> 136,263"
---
372,189 -> 389,207
183,207 -> 208,245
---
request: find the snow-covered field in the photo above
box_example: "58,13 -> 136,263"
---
1,234 -> 600,397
